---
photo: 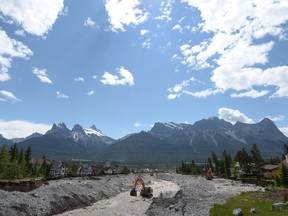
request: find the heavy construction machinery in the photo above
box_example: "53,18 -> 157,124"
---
130,175 -> 153,198
206,167 -> 213,180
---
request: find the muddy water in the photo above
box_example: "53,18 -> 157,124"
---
58,179 -> 180,216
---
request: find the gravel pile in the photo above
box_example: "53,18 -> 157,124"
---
0,174 -> 137,216
147,174 -> 264,216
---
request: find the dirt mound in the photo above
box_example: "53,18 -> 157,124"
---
0,175 -> 136,216
146,175 -> 264,216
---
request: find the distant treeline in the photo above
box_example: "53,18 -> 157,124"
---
0,144 -> 49,180
177,143 -> 288,187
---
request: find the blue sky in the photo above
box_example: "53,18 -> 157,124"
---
0,0 -> 288,139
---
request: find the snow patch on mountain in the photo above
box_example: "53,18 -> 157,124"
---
164,122 -> 185,130
84,125 -> 106,137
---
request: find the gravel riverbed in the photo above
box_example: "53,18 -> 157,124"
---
0,173 -> 264,216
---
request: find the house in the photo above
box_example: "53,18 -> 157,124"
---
104,167 -> 114,175
263,164 -> 279,178
263,155 -> 288,178
77,164 -> 93,176
91,165 -> 103,176
50,161 -> 65,177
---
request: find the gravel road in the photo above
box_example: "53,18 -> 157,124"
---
0,173 -> 264,216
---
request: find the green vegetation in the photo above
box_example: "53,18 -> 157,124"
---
0,143 -> 49,181
210,190 -> 288,216
176,160 -> 205,175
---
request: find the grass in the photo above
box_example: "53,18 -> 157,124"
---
210,189 -> 288,216
0,177 -> 43,183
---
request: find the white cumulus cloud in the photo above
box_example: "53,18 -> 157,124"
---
84,17 -> 96,28
33,67 -> 53,84
0,30 -> 33,82
74,77 -> 84,82
140,29 -> 149,36
218,107 -> 254,124
101,67 -> 134,86
56,91 -> 69,99
105,0 -> 148,32
279,127 -> 288,137
0,0 -> 64,36
0,90 -> 21,103
0,120 -> 51,139
87,90 -> 94,96
180,0 -> 288,98
134,122 -> 145,127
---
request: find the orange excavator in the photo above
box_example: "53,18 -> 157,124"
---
206,167 -> 213,180
130,175 -> 153,198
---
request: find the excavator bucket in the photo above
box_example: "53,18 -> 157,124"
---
130,188 -> 137,196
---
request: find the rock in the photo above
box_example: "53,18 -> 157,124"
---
250,207 -> 257,213
233,208 -> 243,216
272,202 -> 285,210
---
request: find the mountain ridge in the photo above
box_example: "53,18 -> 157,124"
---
1,118 -> 287,164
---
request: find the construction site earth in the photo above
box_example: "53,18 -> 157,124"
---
0,173 -> 264,216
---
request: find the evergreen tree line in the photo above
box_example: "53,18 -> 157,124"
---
177,143 -> 288,187
176,160 -> 206,175
207,143 -> 264,178
0,143 -> 49,180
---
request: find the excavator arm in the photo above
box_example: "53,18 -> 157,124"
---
130,175 -> 153,198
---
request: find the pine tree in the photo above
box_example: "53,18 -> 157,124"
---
0,144 -> 19,180
279,163 -> 288,187
251,143 -> 263,173
9,143 -> 19,162
222,150 -> 232,177
25,146 -> 32,176
235,148 -> 251,173
18,147 -> 26,178
211,151 -> 219,175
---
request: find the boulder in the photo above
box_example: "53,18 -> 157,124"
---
233,208 -> 243,216
250,207 -> 257,213
272,202 -> 285,210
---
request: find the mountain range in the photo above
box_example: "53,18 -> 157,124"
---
1,117 -> 288,166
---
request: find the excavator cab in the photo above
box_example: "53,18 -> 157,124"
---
130,175 -> 153,198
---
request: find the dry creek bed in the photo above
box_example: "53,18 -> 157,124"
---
0,173 -> 264,216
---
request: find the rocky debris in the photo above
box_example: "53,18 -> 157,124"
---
233,208 -> 243,216
272,202 -> 285,210
250,207 -> 258,213
0,173 -> 264,216
0,174 -> 139,216
147,174 -> 264,216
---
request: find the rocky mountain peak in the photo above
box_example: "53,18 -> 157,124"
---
149,122 -> 187,139
46,122 -> 71,137
72,124 -> 85,133
192,117 -> 232,131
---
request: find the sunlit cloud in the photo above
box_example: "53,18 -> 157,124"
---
101,67 -> 134,86
140,29 -> 149,36
56,91 -> 69,99
0,30 -> 33,82
84,17 -> 96,28
218,107 -> 254,124
0,0 -> 64,36
179,0 -> 288,98
87,90 -> 94,96
0,90 -> 21,103
33,67 -> 53,84
105,0 -> 148,32
74,77 -> 84,82
0,119 -> 51,139
279,127 -> 288,137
